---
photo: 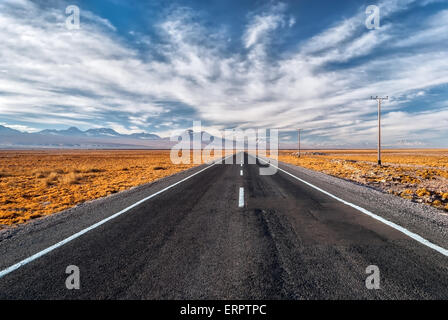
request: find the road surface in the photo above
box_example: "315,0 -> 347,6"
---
0,152 -> 447,299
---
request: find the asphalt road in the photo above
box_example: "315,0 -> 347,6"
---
1,152 -> 448,299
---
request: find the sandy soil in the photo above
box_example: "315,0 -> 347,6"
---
0,150 -> 201,227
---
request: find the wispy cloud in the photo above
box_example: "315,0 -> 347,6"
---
243,3 -> 291,49
0,122 -> 39,133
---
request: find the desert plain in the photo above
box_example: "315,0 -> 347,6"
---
0,150 -> 197,227
0,149 -> 447,228
279,149 -> 448,213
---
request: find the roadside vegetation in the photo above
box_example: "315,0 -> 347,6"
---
279,149 -> 448,213
0,150 -> 197,227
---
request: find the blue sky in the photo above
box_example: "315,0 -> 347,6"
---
0,0 -> 447,147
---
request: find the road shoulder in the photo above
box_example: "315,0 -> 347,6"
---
0,163 -> 209,270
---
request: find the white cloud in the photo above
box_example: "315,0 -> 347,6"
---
105,122 -> 143,135
243,14 -> 284,48
0,0 -> 447,146
82,10 -> 117,31
0,122 -> 39,133
243,3 -> 293,49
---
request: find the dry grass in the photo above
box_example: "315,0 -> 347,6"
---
0,150 -> 211,227
279,149 -> 448,212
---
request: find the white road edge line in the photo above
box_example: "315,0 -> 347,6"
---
0,154 -> 235,279
239,187 -> 244,208
255,155 -> 448,257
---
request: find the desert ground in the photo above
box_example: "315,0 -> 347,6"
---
279,149 -> 448,213
0,150 -> 199,227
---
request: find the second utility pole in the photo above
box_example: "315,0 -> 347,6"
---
371,96 -> 388,166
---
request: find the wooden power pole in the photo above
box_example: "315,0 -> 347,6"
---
371,96 -> 388,166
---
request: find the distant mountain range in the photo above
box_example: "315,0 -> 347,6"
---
0,125 -> 169,149
0,125 -> 288,149
0,125 -> 235,149
36,126 -> 161,140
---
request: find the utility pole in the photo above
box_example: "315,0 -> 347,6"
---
297,128 -> 301,157
371,96 -> 388,166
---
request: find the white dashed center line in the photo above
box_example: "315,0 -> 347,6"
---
240,170 -> 243,176
238,187 -> 244,208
